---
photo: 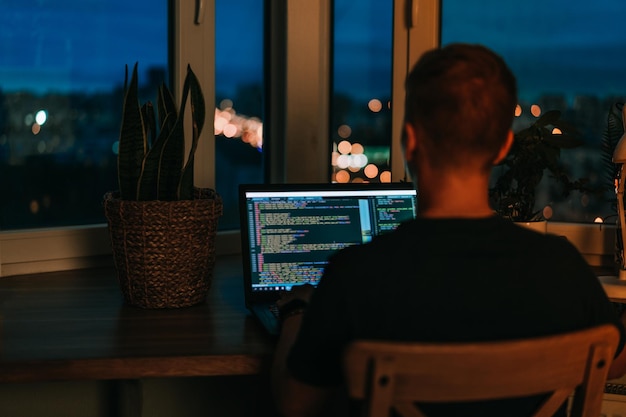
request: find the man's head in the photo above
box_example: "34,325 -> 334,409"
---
403,43 -> 517,176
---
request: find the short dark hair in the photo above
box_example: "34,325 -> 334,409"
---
404,43 -> 518,170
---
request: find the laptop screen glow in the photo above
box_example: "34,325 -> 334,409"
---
241,185 -> 417,293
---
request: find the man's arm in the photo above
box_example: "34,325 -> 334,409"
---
270,283 -> 347,417
271,312 -> 335,417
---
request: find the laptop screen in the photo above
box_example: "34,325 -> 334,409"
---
239,183 -> 417,297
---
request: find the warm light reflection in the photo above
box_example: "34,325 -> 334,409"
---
364,163 -> 378,179
530,104 -> 542,117
542,206 -> 553,220
594,217 -> 604,223
220,98 -> 233,109
368,99 -> 383,113
351,143 -> 364,154
335,170 -> 350,183
331,139 -> 389,182
29,200 -> 39,214
337,140 -> 352,155
338,124 -> 352,139
223,123 -> 238,138
379,171 -> 392,182
214,105 -> 263,150
31,123 -> 41,135
514,104 -> 522,117
552,127 -> 562,135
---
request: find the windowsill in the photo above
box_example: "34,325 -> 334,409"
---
0,226 -> 241,277
546,222 -> 617,267
0,221 -> 616,277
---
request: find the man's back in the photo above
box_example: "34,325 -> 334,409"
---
287,216 -> 623,416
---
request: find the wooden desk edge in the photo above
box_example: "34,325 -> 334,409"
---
0,354 -> 269,383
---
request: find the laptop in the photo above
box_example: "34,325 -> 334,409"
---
239,182 -> 418,335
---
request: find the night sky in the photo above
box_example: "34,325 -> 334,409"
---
1,0 -> 625,103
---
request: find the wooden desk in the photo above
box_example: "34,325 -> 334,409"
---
0,255 -> 275,383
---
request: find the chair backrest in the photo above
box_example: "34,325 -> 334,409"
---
343,324 -> 620,417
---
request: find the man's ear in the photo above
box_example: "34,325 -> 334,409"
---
403,123 -> 419,163
493,130 -> 514,165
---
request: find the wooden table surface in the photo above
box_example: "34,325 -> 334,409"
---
0,254 -> 275,383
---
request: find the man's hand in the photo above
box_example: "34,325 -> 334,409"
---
276,283 -> 315,310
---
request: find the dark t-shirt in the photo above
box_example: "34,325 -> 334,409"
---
286,215 -> 625,416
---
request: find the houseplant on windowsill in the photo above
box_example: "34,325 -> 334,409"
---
489,110 -> 591,226
103,63 -> 222,309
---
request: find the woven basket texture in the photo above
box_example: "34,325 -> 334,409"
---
103,188 -> 223,309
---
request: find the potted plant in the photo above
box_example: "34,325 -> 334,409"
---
103,63 -> 222,309
489,110 -> 590,223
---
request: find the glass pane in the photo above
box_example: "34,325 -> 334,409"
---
215,0 -> 265,229
0,1 -> 168,230
442,1 -> 626,223
331,1 -> 393,183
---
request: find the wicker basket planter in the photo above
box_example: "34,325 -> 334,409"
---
103,188 -> 223,309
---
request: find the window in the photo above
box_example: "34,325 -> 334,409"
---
6,1 -> 619,275
441,0 -> 626,223
30,2 -> 615,275
0,1 -> 434,276
215,0 -> 265,229
331,1 -> 393,183
0,0 -> 168,231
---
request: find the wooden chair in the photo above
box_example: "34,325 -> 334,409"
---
343,324 -> 620,417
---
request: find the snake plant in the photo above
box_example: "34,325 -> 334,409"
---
117,62 -> 205,201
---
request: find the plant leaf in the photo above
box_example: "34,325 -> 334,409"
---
141,102 -> 156,148
137,112 -> 176,200
179,65 -> 206,200
157,82 -> 177,132
117,62 -> 146,200
156,75 -> 191,200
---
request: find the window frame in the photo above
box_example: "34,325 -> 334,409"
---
0,0 -> 612,277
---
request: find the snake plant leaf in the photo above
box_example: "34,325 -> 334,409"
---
135,83 -> 179,200
179,65 -> 206,200
141,102 -> 156,148
136,112 -> 176,200
157,82 -> 177,133
117,62 -> 147,200
156,70 -> 194,200
116,62 -> 206,201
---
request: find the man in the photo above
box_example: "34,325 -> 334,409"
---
271,43 -> 626,417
